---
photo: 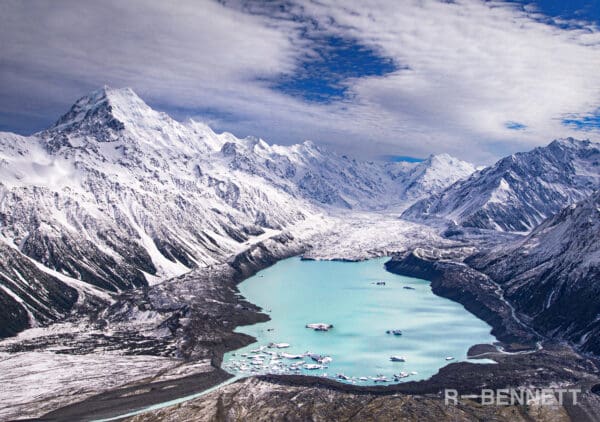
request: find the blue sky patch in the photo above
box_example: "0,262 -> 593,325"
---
507,0 -> 600,27
383,155 -> 425,163
269,35 -> 399,103
223,1 -> 400,103
562,111 -> 600,130
505,121 -> 527,130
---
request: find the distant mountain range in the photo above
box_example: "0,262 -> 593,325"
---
0,87 -> 475,337
403,138 -> 600,231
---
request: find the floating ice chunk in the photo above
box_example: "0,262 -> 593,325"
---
281,352 -> 304,359
303,363 -> 322,370
268,342 -> 290,348
305,323 -> 333,331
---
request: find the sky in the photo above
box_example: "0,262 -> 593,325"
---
1,0 -> 600,164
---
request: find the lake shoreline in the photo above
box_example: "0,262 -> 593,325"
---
36,234 -> 307,422
39,245 -> 600,421
384,249 -> 540,350
223,256 -> 497,385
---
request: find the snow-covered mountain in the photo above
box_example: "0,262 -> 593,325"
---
395,153 -> 476,201
402,138 -> 600,232
218,138 -> 393,209
217,140 -> 476,209
467,190 -> 600,354
0,87 -> 474,337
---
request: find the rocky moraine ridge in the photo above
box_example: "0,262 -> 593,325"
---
389,190 -> 600,356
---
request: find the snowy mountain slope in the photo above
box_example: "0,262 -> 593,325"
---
0,87 -> 475,338
219,139 -> 476,209
467,190 -> 600,354
0,241 -> 78,338
0,88 -> 312,335
402,138 -> 600,232
0,237 -> 113,339
219,138 -> 392,209
230,140 -> 479,207
396,153 -> 476,201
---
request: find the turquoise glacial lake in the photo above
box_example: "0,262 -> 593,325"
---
223,257 -> 496,385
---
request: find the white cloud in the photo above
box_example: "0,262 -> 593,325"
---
300,0 -> 600,160
1,0 -> 600,164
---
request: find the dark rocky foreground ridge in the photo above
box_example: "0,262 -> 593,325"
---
0,243 -> 78,338
6,232 -> 304,421
2,233 -> 304,361
125,361 -> 600,422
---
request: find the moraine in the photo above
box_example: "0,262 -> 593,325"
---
223,257 -> 497,385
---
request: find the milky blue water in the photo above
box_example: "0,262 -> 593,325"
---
223,257 -> 496,385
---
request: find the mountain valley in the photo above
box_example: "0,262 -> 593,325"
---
0,88 -> 599,421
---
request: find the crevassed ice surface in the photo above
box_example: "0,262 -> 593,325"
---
223,257 -> 496,385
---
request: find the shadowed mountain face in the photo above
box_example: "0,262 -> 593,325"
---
467,191 -> 600,354
403,138 -> 600,232
0,243 -> 79,338
0,87 -> 475,338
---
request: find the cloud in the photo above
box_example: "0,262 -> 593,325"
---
1,0 -> 600,164
298,0 -> 600,159
0,0 -> 299,127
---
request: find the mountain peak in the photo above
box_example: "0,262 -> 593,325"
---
427,152 -> 451,161
403,138 -> 600,232
100,86 -> 148,110
426,153 -> 465,166
549,137 -> 586,147
422,153 -> 475,173
547,137 -> 597,153
46,87 -> 159,140
399,153 -> 475,200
